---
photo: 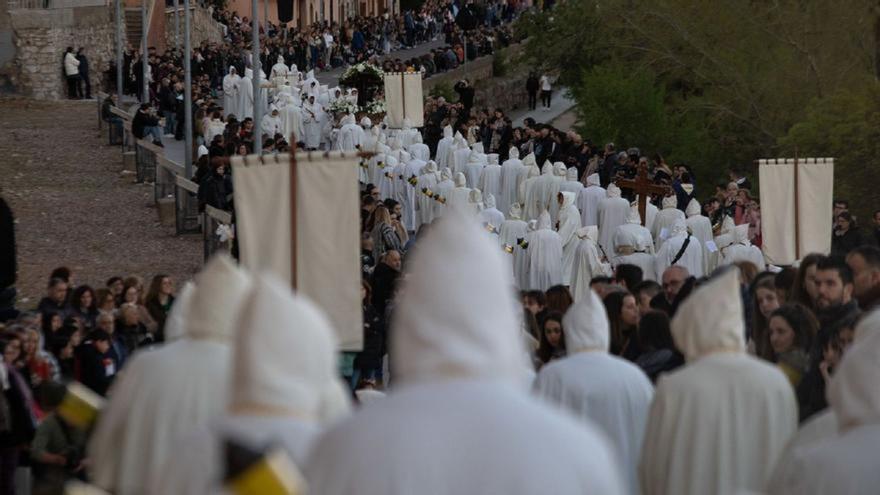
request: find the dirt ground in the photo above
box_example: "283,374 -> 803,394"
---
0,97 -> 202,307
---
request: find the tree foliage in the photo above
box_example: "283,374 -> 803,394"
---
519,0 -> 879,199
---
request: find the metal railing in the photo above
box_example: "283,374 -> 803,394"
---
174,175 -> 201,235
155,156 -> 183,202
135,139 -> 162,183
203,205 -> 233,261
7,0 -> 48,9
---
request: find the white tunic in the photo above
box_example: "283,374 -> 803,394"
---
415,165 -> 440,228
479,162 -> 503,205
556,192 -> 582,285
434,127 -> 454,171
222,72 -> 240,118
87,256 -> 251,495
302,101 -> 323,149
651,199 -> 686,252
685,201 -> 717,276
526,211 -> 564,291
611,253 -> 657,282
569,227 -> 612,302
578,174 -> 606,227
720,225 -> 766,271
498,152 -> 524,217
598,189 -> 631,257
640,270 -> 797,495
237,73 -> 254,120
305,213 -> 625,495
653,221 -> 704,280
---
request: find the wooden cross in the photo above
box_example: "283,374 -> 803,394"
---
615,163 -> 671,226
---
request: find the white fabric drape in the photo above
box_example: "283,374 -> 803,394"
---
384,72 -> 424,128
759,159 -> 833,264
232,153 -> 363,351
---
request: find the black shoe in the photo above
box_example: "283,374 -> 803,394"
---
153,140 -> 165,148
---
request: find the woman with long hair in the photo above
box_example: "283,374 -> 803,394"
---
750,275 -> 780,360
353,280 -> 385,389
70,285 -> 99,329
544,285 -> 573,315
370,205 -> 404,263
768,303 -> 818,387
604,291 -> 641,362
144,274 -> 175,342
791,253 -> 824,310
535,311 -> 566,368
121,278 -> 158,335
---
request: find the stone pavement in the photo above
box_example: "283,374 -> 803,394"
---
508,86 -> 575,129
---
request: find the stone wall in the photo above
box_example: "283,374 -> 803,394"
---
10,5 -> 118,99
164,4 -> 223,49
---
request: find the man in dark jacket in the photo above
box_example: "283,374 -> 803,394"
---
131,104 -> 164,146
526,72 -> 539,111
453,79 -> 475,115
797,256 -> 861,421
76,48 -> 90,99
370,250 -> 401,316
75,330 -> 117,397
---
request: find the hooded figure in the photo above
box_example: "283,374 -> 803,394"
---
260,104 -> 283,138
408,133 -> 430,162
88,255 -> 252,495
302,94 -> 323,149
546,162 -> 568,224
479,153 -> 503,204
156,274 -> 342,494
611,210 -> 656,282
305,211 -> 626,495
416,161 -> 441,228
498,147 -> 524,215
652,195 -> 686,252
535,291 -> 654,494
468,188 -> 485,215
500,203 -> 530,289
464,143 -> 488,189
337,113 -> 364,152
639,269 -> 797,495
526,211 -> 564,291
518,155 -> 542,220
684,199 -> 716,274
598,184 -> 632,257
653,218 -> 704,280
447,172 -> 473,213
480,193 -> 505,230
633,195 -> 659,233
569,226 -> 612,301
577,173 -> 606,227
560,166 -> 584,197
720,224 -> 765,271
433,167 -> 455,219
451,132 -> 471,176
435,125 -> 455,170
766,316 -> 880,495
236,67 -> 255,120
376,154 -> 398,200
222,66 -> 240,118
270,55 -> 289,91
557,191 -> 582,285
281,87 -> 304,141
523,160 -> 554,221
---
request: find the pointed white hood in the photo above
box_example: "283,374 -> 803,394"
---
164,281 -> 195,342
562,290 -> 610,352
454,172 -> 467,188
186,254 -> 252,341
230,274 -> 337,417
443,125 -> 453,138
391,211 -> 527,385
733,224 -> 750,244
360,116 -> 372,129
566,167 -> 578,181
586,173 -> 600,187
244,67 -> 253,79
467,148 -> 486,166
440,167 -> 452,182
607,183 -> 622,198
685,199 -> 701,217
485,193 -> 497,209
670,218 -> 689,237
671,269 -> 745,361
661,195 -> 677,209
626,207 -> 642,225
424,160 -> 438,174
522,152 -> 537,169
541,161 -> 553,175
577,225 -> 599,242
560,191 -> 576,210
553,162 -> 567,177
537,210 -> 552,230
471,142 -> 484,154
509,203 -> 523,220
469,188 -> 484,210
828,325 -> 880,430
487,154 -> 500,166
508,147 -> 520,160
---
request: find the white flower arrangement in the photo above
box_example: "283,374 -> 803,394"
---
216,223 -> 235,243
340,62 -> 385,82
329,99 -> 359,115
361,99 -> 386,115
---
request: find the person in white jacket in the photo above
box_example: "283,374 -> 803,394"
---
63,47 -> 80,99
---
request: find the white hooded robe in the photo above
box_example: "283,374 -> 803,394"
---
526,211 -> 564,291
578,173 -> 606,227
570,226 -> 612,303
598,184 -> 632,257
653,219 -> 704,280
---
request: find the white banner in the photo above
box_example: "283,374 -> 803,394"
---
383,72 -> 424,128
